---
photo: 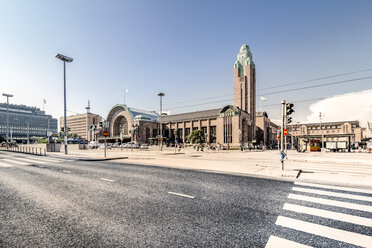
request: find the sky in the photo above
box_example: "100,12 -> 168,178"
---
0,0 -> 371,127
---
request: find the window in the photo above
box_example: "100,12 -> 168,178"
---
185,128 -> 190,138
201,126 -> 207,136
210,126 -> 216,143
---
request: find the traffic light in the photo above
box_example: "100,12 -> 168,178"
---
98,121 -> 103,128
61,127 -> 64,132
287,116 -> 292,124
286,103 -> 294,115
68,127 -> 71,132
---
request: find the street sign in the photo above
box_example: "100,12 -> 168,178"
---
157,137 -> 163,141
280,151 -> 285,161
276,136 -> 280,141
283,128 -> 288,136
102,131 -> 109,137
52,133 -> 57,137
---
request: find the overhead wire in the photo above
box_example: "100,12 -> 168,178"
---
163,75 -> 372,111
165,68 -> 372,106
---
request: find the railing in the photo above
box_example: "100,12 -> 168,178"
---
0,146 -> 46,156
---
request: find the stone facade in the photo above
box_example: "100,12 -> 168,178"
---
105,44 -> 257,147
255,112 -> 279,147
60,113 -> 102,141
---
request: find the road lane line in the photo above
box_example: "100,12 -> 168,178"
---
14,157 -> 61,164
283,203 -> 372,227
292,187 -> 372,202
288,194 -> 372,213
2,159 -> 29,165
275,216 -> 372,248
0,161 -> 13,167
63,170 -> 71,174
101,178 -> 114,182
265,235 -> 314,248
294,182 -> 372,195
167,192 -> 195,199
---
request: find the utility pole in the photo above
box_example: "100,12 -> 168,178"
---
281,100 -> 286,170
291,121 -> 294,150
319,112 -> 324,152
2,93 -> 13,144
27,121 -> 30,145
158,92 -> 164,151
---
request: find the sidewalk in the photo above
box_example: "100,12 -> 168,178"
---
48,147 -> 372,189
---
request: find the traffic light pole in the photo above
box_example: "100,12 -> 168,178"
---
281,100 -> 286,170
284,110 -> 288,159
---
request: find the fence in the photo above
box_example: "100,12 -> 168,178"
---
0,146 -> 46,156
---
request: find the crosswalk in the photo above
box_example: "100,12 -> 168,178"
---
0,155 -> 68,168
266,181 -> 372,248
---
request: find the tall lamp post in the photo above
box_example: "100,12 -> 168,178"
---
2,93 -> 13,144
158,92 -> 164,151
55,53 -> 73,154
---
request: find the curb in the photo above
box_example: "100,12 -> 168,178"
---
77,157 -> 128,161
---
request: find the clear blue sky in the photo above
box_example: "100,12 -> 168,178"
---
1,0 -> 371,123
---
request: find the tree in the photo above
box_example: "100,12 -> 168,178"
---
186,130 -> 206,144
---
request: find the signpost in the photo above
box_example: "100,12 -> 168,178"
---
102,131 -> 109,158
283,128 -> 288,136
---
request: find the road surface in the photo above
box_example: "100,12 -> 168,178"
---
0,152 -> 371,247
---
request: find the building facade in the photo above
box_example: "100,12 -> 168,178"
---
0,103 -> 57,141
289,120 -> 363,151
104,44 -> 257,147
60,113 -> 102,141
255,112 -> 279,147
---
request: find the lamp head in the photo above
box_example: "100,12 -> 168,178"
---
55,53 -> 73,63
2,93 -> 13,98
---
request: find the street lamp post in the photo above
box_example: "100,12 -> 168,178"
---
55,53 -> 73,155
2,93 -> 13,144
158,92 -> 164,151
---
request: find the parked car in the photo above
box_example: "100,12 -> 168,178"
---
88,141 -> 99,149
141,143 -> 149,149
132,143 -> 139,148
112,142 -> 121,148
122,142 -> 134,148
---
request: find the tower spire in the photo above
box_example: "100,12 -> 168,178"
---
85,100 -> 91,114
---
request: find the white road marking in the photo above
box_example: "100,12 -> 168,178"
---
294,182 -> 372,195
288,193 -> 372,213
265,235 -> 314,248
101,177 -> 114,182
63,170 -> 71,174
2,159 -> 29,165
14,156 -> 61,164
167,191 -> 195,199
0,161 -> 13,167
292,187 -> 372,202
275,216 -> 372,248
283,203 -> 372,227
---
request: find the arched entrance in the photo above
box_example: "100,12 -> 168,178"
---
113,116 -> 129,136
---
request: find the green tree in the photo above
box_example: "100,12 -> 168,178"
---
186,130 -> 206,144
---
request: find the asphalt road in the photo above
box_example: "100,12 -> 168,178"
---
0,152 -> 371,247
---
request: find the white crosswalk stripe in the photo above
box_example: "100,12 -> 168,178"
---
0,160 -> 14,167
265,235 -> 314,248
0,156 -> 69,168
266,182 -> 372,248
294,181 -> 372,194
